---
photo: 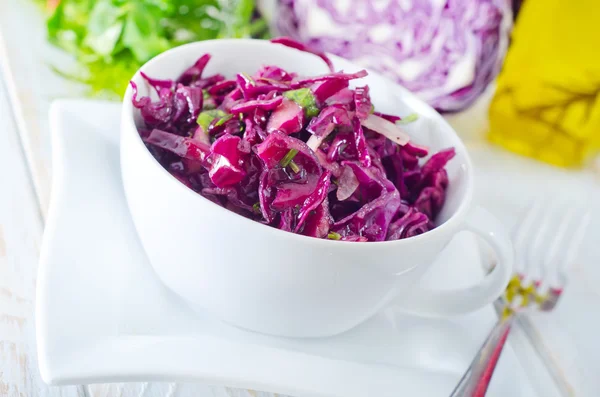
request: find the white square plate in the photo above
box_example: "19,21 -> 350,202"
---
37,100 -> 537,397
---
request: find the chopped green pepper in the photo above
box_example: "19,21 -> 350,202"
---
197,109 -> 228,133
283,88 -> 320,118
396,113 -> 419,125
214,114 -> 234,127
327,232 -> 342,240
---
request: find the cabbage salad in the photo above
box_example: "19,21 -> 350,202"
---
131,38 -> 455,241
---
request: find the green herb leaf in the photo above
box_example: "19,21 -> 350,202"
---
41,0 -> 270,98
217,0 -> 258,38
83,0 -> 125,57
122,4 -> 171,63
396,113 -> 419,125
283,88 -> 320,118
327,232 -> 342,240
280,149 -> 299,167
197,109 -> 228,132
248,18 -> 268,37
253,202 -> 262,214
46,0 -> 95,52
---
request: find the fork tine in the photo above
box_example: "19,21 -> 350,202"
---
523,199 -> 552,283
511,200 -> 542,276
538,200 -> 577,292
508,198 -> 548,310
506,196 -> 591,313
557,207 -> 591,287
541,204 -> 590,311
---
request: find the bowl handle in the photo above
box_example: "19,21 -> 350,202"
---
392,206 -> 513,316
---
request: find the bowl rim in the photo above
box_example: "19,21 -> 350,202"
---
121,38 -> 474,249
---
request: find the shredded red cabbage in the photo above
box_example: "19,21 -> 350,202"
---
132,50 -> 455,242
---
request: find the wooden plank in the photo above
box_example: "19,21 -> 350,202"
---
86,383 -> 284,397
0,0 -> 86,217
0,62 -> 84,397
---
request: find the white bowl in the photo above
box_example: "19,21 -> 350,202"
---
121,39 -> 513,337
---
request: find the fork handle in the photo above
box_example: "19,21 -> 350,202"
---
450,314 -> 515,397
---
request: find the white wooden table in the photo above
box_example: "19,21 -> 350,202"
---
1,2 -> 600,397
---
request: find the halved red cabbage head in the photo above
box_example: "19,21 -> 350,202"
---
273,1 -> 512,112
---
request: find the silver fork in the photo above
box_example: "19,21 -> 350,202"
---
450,198 -> 590,397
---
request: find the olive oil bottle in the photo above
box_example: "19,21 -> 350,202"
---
488,0 -> 600,167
